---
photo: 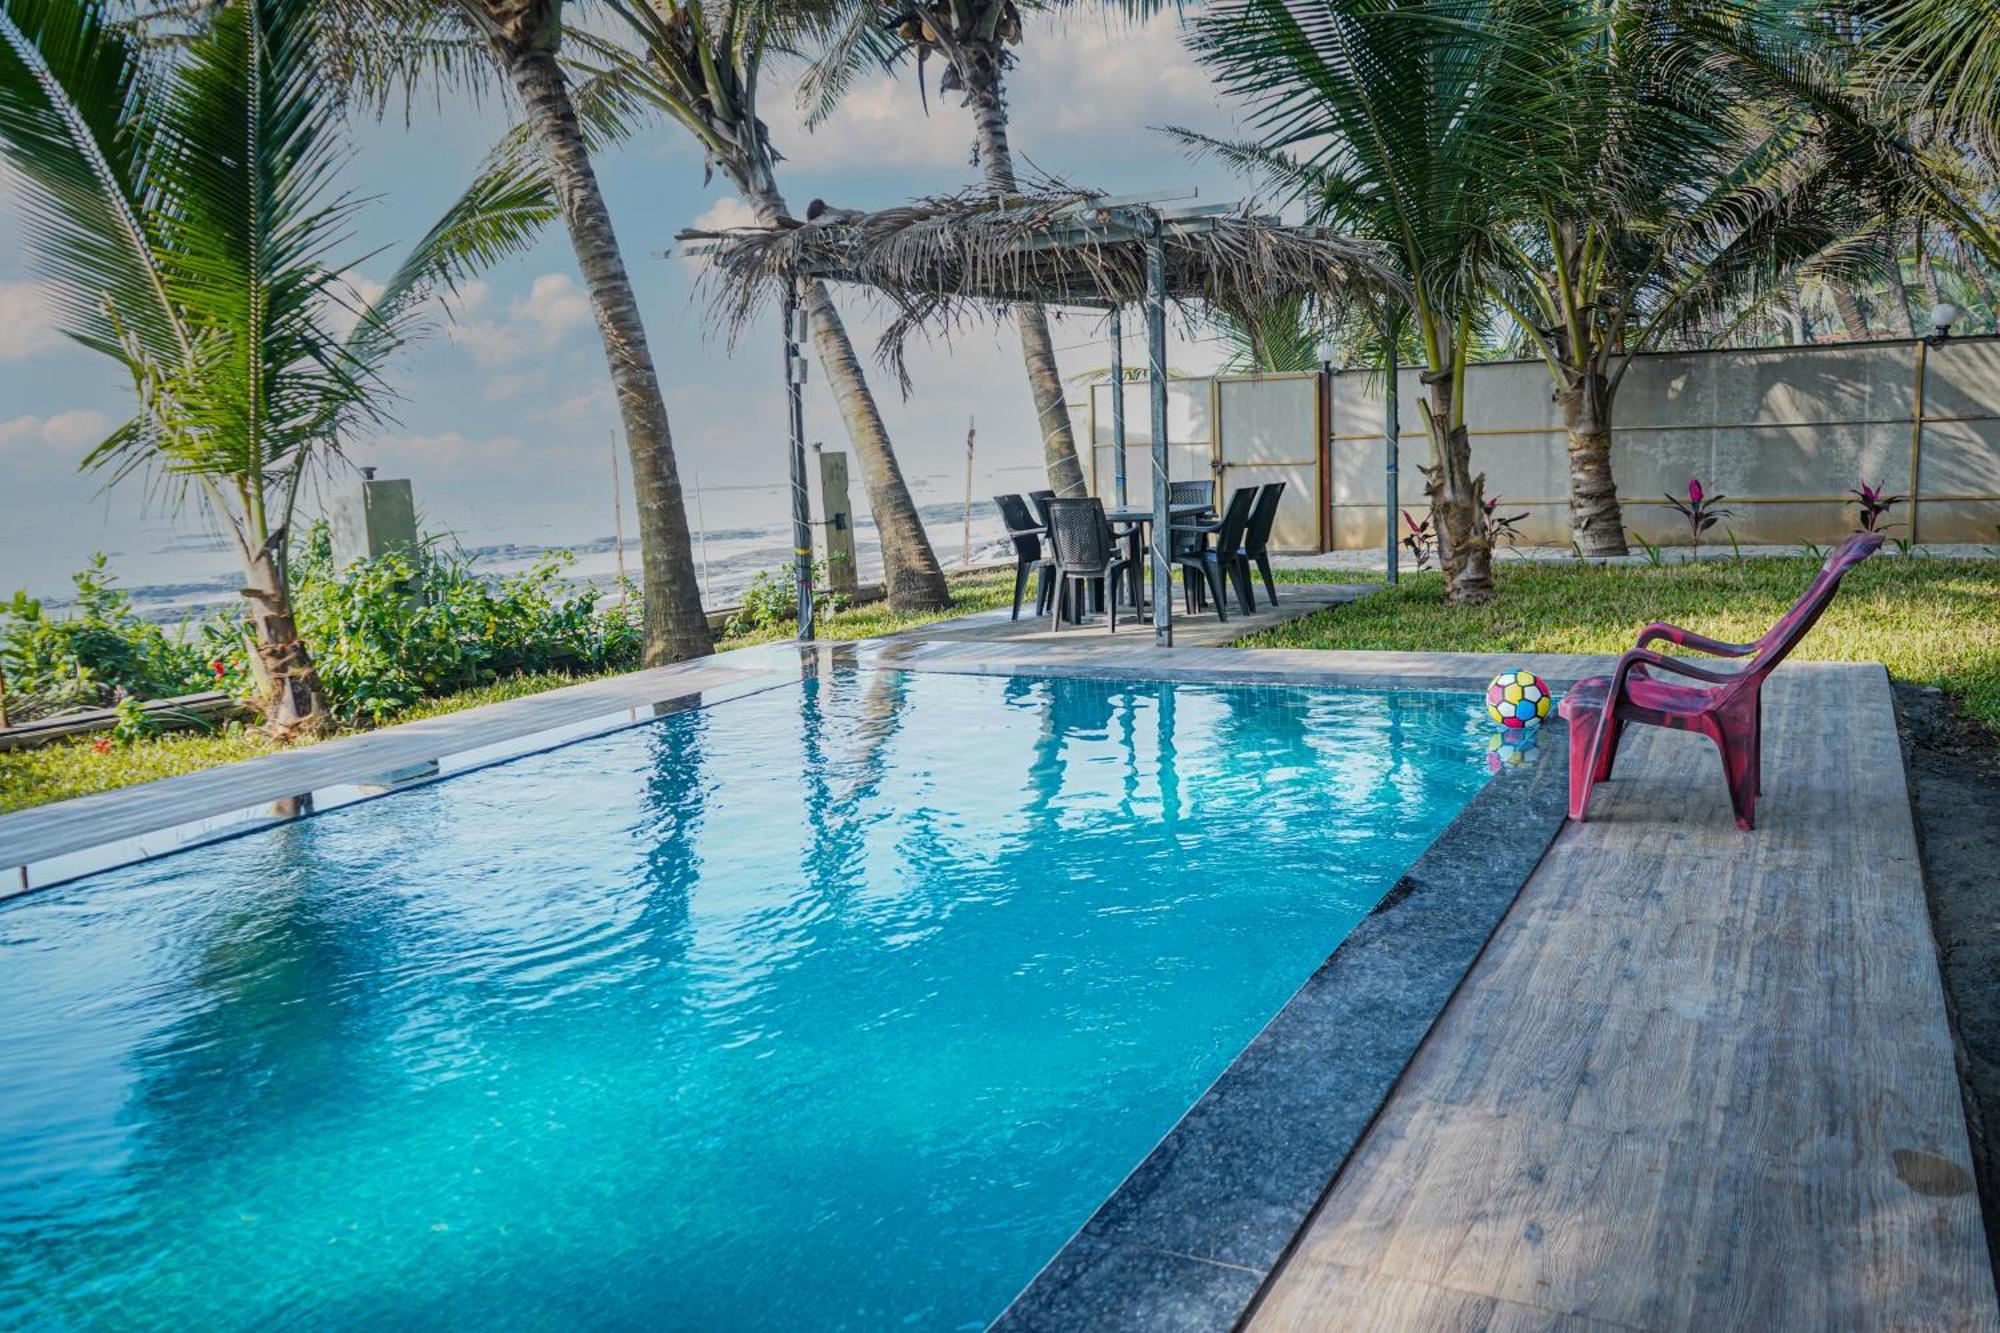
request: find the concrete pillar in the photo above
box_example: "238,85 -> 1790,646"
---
329,469 -> 417,569
817,449 -> 860,597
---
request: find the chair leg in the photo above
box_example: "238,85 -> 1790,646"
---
1752,689 -> 1764,795
1257,553 -> 1277,604
1035,567 -> 1053,616
1567,709 -> 1601,822
1593,717 -> 1623,781
1049,573 -> 1063,632
1204,562 -> 1230,622
1711,704 -> 1758,831
1010,562 -> 1029,621
1230,557 -> 1256,615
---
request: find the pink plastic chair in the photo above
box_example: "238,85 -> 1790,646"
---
1558,534 -> 1883,830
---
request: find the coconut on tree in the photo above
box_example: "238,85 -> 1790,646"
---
0,0 -> 554,735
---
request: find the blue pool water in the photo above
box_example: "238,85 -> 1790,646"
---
0,671 -> 1491,1331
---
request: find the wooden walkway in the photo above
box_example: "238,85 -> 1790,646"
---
1249,662 -> 1997,1331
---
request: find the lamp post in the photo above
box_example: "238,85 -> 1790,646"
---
1910,302 -> 1956,547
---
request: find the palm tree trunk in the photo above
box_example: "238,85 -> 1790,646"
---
507,45 -> 712,665
1830,281 -> 1869,339
1419,369 -> 1493,605
1883,223 -> 1918,336
742,190 -> 949,611
240,530 -> 329,739
962,50 -> 1087,499
1556,369 -> 1627,556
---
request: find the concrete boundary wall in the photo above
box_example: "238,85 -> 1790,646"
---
1092,336 -> 2000,551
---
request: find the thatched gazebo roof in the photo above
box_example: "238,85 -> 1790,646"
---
675,185 -> 1401,386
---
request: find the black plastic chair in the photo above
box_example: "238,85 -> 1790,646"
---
1046,497 -> 1132,634
1172,486 -> 1257,620
1027,489 -> 1056,536
993,493 -> 1053,621
1242,481 -> 1286,605
1167,479 -> 1214,513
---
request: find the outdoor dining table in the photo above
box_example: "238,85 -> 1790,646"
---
1103,501 -> 1212,611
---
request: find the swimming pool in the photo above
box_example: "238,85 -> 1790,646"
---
0,669 -> 1493,1330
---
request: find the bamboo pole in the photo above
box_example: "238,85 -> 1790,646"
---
961,417 -> 976,567
1146,220 -> 1172,648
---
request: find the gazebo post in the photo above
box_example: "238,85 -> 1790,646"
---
1110,307 -> 1127,507
1145,221 -> 1172,648
783,279 -> 815,640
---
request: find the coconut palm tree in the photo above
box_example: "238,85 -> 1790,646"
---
1179,0 -> 1570,604
567,0 -> 950,611
1480,0 -> 1888,556
801,0 -> 1113,499
333,0 -> 714,665
0,0 -> 552,735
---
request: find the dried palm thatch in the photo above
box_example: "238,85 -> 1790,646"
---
675,185 -> 1405,390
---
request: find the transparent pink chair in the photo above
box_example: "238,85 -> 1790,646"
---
1558,534 -> 1883,830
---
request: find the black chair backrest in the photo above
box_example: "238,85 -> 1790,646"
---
1213,486 -> 1258,555
993,493 -> 1044,561
1027,489 -> 1056,535
1048,497 -> 1113,569
1244,482 -> 1285,554
1168,479 -> 1213,511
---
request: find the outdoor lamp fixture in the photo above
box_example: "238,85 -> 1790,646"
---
1926,301 -> 1958,345
1315,337 -> 1338,372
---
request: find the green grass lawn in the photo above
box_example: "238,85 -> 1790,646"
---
0,572 -> 1020,814
1242,556 -> 2000,732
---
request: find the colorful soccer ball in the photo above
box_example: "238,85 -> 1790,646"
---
1485,669 -> 1552,730
1486,729 -> 1540,773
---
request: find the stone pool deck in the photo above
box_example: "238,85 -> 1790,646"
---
0,627 -> 1989,1329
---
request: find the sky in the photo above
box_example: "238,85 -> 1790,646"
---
0,12 -> 1249,599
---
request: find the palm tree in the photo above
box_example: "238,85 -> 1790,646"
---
1180,0 -> 1564,604
1483,0 -> 1882,556
570,0 -> 950,611
803,0 -> 1098,499
0,0 -> 549,735
335,0 -> 714,665
1214,297 -> 1323,374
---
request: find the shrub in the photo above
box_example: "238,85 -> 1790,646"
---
0,557 -> 210,723
723,562 -> 847,639
275,524 -> 645,723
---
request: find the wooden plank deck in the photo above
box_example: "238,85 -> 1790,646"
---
1249,663 -> 1997,1331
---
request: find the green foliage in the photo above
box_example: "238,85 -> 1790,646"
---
722,562 -> 849,639
0,556 -> 211,722
276,525 -> 645,723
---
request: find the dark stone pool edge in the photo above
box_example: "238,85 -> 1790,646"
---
987,723 -> 1571,1333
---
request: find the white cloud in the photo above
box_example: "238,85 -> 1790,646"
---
0,408 -> 111,454
691,195 -> 762,232
768,77 -> 971,173
0,280 -> 63,363
447,273 -> 594,368
324,270 -> 391,342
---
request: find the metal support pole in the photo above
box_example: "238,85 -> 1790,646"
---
1110,306 -> 1128,507
1909,336 -> 1929,546
783,281 -> 815,640
1145,224 -> 1172,648
1384,310 -> 1401,586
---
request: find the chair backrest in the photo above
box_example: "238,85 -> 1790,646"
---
992,493 -> 1044,561
1168,479 -> 1213,510
1244,482 -> 1286,554
1027,489 -> 1056,535
1048,497 -> 1114,569
1722,532 -> 1883,700
1213,486 -> 1258,556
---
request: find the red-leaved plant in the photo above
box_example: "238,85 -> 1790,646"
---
1401,510 -> 1436,570
1663,477 -> 1732,558
1482,496 -> 1530,550
1848,480 -> 1907,534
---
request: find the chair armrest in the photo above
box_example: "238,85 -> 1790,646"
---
1613,647 -> 1740,689
1634,621 -> 1755,657
1169,522 -> 1218,535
